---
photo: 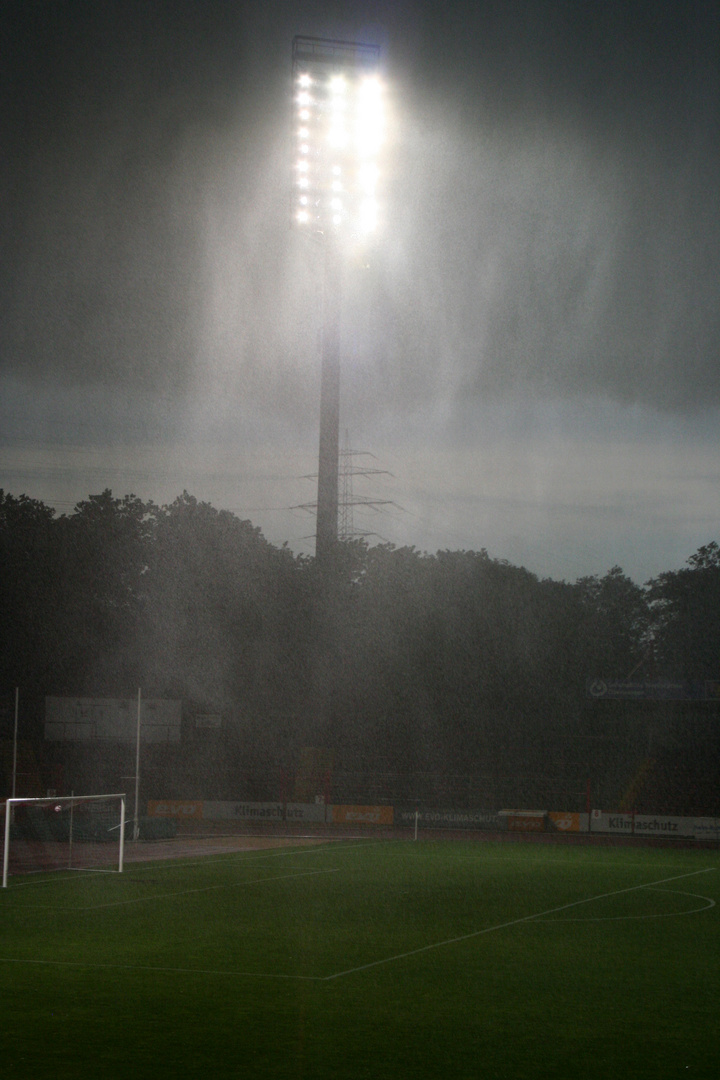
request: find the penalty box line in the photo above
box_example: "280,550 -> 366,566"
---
0,956 -> 325,981
322,867 -> 717,981
1,867 -> 714,983
15,868 -> 341,911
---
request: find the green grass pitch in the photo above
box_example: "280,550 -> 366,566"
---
1,838 -> 718,1079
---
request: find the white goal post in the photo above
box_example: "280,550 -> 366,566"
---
2,793 -> 126,888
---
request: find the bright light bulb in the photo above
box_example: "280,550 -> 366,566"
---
359,163 -> 379,193
360,75 -> 381,97
356,76 -> 383,155
359,198 -> 378,232
292,53 -> 383,236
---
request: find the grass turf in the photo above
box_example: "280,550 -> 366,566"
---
1,838 -> 718,1079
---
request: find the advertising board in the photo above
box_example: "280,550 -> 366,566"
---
548,812 -> 582,832
146,800 -> 329,823
587,679 -> 720,701
194,714 -> 222,729
396,808 -> 504,830
147,800 -> 203,820
592,812 -> 720,840
330,805 -> 394,825
500,810 -> 546,831
203,801 -> 328,823
45,696 -> 181,743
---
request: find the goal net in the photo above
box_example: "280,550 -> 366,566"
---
2,794 -> 126,887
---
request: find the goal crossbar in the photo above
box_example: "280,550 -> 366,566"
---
3,794 -> 126,887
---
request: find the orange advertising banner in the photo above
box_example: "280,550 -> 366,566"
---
507,813 -> 545,831
330,805 -> 394,826
147,800 -> 203,820
548,811 -> 581,832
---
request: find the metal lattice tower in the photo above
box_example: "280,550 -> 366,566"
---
338,430 -> 396,543
294,431 -> 399,545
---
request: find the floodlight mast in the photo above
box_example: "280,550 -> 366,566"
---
291,36 -> 382,567
316,237 -> 341,563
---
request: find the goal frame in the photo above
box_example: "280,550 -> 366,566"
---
3,793 -> 126,887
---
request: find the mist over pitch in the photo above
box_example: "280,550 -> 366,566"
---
1,1 -> 719,578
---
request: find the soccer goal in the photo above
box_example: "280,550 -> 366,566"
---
2,793 -> 126,887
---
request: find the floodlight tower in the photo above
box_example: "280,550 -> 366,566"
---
291,37 -> 383,566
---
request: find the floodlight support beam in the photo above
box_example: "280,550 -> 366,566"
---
133,688 -> 141,841
293,36 -> 379,72
11,687 -> 18,800
315,238 -> 342,566
2,798 -> 10,888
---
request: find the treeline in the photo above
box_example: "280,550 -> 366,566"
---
1,487 -> 719,784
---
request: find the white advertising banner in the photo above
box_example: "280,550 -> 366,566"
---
202,801 -> 328,823
592,812 -> 720,840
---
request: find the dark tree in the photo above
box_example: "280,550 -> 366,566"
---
0,490 -> 60,689
51,490 -> 156,692
647,543 -> 720,679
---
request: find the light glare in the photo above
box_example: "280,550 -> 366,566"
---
359,163 -> 379,193
292,52 -> 384,237
359,198 -> 378,232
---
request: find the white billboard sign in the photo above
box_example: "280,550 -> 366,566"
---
45,697 -> 182,743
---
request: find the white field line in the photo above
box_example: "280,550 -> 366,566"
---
0,839 -> 370,890
1,867 -> 714,983
20,868 -> 340,911
322,867 -> 717,981
0,956 -> 324,981
397,852 -> 704,868
119,838 -> 378,874
535,886 -> 715,922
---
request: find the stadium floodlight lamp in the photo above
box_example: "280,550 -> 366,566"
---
291,36 -> 383,240
291,36 -> 384,566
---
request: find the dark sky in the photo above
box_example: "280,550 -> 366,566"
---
2,0 -> 719,579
